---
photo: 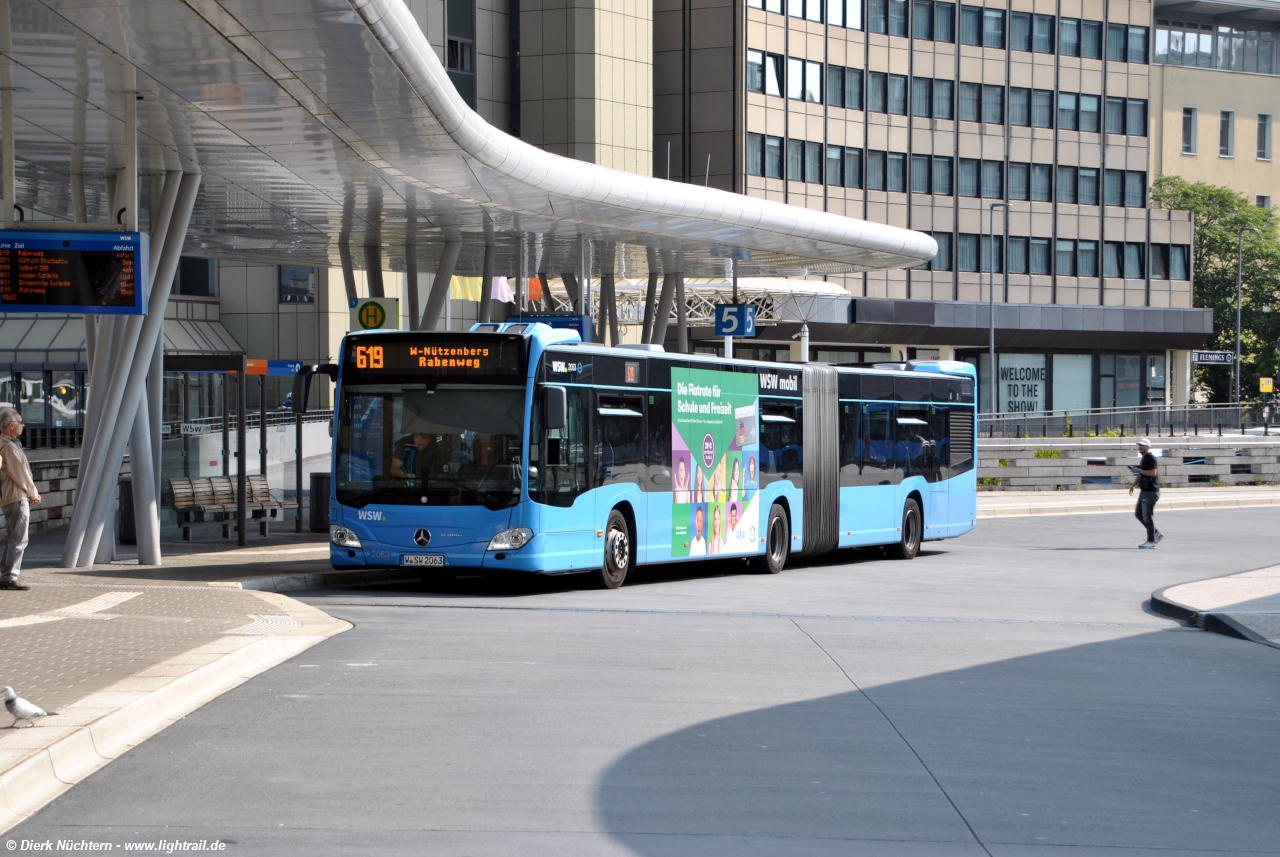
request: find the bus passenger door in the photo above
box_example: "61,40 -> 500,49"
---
853,403 -> 897,543
928,405 -> 950,537
595,393 -> 647,557
643,391 -> 673,564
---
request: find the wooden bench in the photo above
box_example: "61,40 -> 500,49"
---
167,475 -> 299,539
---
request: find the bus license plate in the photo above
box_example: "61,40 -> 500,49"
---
400,554 -> 445,567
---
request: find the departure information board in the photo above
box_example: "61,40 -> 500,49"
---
0,230 -> 149,314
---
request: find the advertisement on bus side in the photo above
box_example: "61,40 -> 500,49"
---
670,368 -> 760,558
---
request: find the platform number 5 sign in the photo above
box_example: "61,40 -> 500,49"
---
714,304 -> 757,337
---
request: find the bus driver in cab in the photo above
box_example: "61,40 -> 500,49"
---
392,432 -> 437,481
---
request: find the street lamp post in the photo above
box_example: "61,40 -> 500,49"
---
988,202 -> 1010,417
1236,225 -> 1258,407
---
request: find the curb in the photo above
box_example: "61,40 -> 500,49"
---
0,590 -> 351,834
978,496 -> 1280,518
1151,578 -> 1280,650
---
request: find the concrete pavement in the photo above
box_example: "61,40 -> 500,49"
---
6,506 -> 1279,855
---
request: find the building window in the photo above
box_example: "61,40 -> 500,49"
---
1008,236 -> 1027,273
1170,244 -> 1189,279
1124,242 -> 1144,278
805,141 -> 824,183
1105,97 -> 1124,134
933,79 -> 953,118
747,133 -> 764,175
845,148 -> 864,187
828,0 -> 844,27
1010,88 -> 1029,126
911,154 -> 931,192
1058,92 -> 1078,131
1080,95 -> 1100,132
1011,12 -> 1030,51
1056,239 -> 1077,276
787,58 -> 804,99
959,82 -> 980,121
1077,240 -> 1099,277
957,233 -> 979,271
1012,13 -> 1054,53
846,68 -> 864,109
981,160 -> 1003,198
1029,237 -> 1051,274
930,232 -> 953,270
913,0 -> 932,38
788,139 -> 804,180
1031,163 -> 1052,201
279,265 -> 315,303
912,77 -> 932,116
1220,110 -> 1235,156
1081,21 -> 1103,58
447,37 -> 474,73
1126,99 -> 1147,136
828,145 -> 847,186
1182,107 -> 1197,154
827,64 -> 845,106
1078,168 -> 1099,205
983,8 -> 1005,48
887,74 -> 908,114
1258,194 -> 1273,210
887,152 -> 907,191
748,51 -> 784,96
1032,89 -> 1054,128
1104,169 -> 1123,206
1258,114 -> 1273,159
932,156 -> 953,195
176,257 -> 215,297
748,50 -> 764,92
958,158 -> 979,196
1008,162 -> 1029,200
1124,171 -> 1146,207
982,84 -> 1004,124
1104,242 -> 1123,277
867,150 -> 887,190
979,235 -> 1004,273
1150,243 -> 1169,279
1108,24 -> 1147,63
1057,166 -> 1077,203
1060,18 -> 1080,56
765,136 -> 783,178
935,1 -> 954,41
960,5 -> 981,45
867,72 -> 886,112
1033,15 -> 1054,53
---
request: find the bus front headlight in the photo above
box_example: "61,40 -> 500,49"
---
487,528 -> 534,551
330,525 -> 362,548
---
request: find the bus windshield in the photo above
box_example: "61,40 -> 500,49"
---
335,384 -> 526,510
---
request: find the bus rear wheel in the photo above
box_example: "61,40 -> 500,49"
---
593,509 -> 632,589
752,503 -> 790,575
887,498 -> 922,560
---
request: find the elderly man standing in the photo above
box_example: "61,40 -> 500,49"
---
0,408 -> 41,591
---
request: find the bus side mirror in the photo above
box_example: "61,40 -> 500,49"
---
544,385 -> 567,430
292,364 -> 338,417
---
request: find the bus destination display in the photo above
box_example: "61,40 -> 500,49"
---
0,230 -> 149,314
347,335 -> 525,380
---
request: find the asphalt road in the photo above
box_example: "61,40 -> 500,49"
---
12,507 -> 1280,856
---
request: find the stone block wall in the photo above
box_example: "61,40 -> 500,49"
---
977,438 -> 1280,491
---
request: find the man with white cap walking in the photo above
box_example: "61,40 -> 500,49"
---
1128,437 -> 1162,549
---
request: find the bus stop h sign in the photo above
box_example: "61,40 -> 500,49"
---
349,297 -> 399,330
714,304 -> 756,337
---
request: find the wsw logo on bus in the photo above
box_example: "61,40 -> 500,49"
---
357,510 -> 386,521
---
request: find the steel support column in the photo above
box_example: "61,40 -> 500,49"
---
479,242 -> 496,323
422,239 -> 462,330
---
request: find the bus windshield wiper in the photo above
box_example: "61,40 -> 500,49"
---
435,478 -> 511,510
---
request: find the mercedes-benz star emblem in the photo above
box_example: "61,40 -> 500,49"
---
413,528 -> 431,547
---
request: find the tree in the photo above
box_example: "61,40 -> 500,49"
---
1150,176 -> 1280,403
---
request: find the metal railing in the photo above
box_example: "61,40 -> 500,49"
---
23,426 -> 85,449
161,409 -> 333,436
978,403 -> 1278,439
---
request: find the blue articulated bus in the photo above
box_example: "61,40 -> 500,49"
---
327,322 -> 978,588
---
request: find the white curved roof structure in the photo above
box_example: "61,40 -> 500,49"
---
1,0 -> 936,277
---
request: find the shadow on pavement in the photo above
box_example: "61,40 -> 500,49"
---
594,630 -> 1280,856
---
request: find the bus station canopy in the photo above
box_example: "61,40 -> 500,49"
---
1,0 -> 937,279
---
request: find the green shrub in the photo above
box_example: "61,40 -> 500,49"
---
1034,449 -> 1062,459
978,477 -> 1003,487
998,458 -> 1010,467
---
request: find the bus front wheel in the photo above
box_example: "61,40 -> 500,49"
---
887,499 -> 922,560
593,509 -> 633,589
752,503 -> 790,575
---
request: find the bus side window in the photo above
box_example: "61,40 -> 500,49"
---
930,405 -> 951,474
838,402 -> 861,487
896,408 -> 930,478
596,394 -> 645,487
646,392 -> 672,489
863,403 -> 896,484
759,400 -> 801,487
532,386 -> 590,507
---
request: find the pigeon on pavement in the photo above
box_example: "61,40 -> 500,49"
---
4,686 -> 57,728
